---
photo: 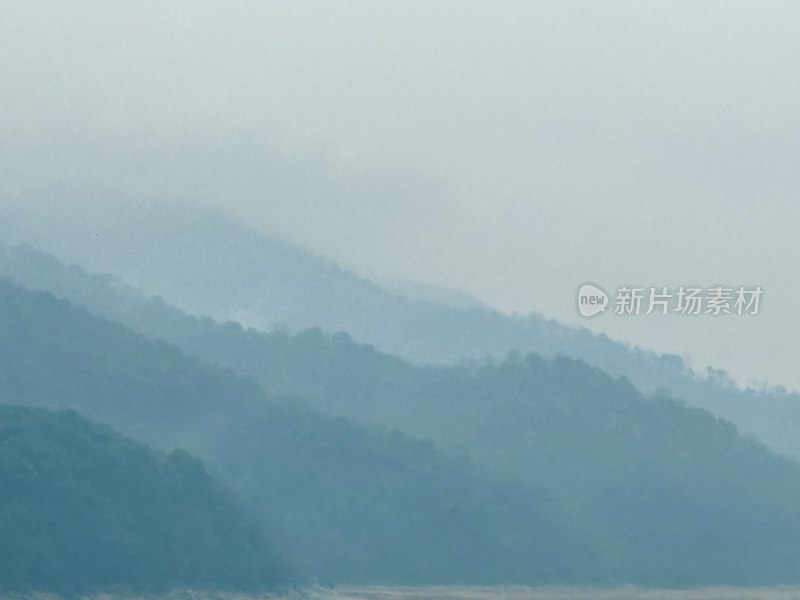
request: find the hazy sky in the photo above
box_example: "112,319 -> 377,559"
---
2,1 -> 799,389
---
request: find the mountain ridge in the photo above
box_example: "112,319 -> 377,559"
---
1,217 -> 799,463
2,246 -> 800,584
0,274 -> 597,585
0,403 -> 289,593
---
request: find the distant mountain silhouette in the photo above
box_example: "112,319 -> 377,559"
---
0,276 -> 595,585
3,200 -> 800,464
4,244 -> 800,584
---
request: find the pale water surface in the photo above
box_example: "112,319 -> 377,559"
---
14,587 -> 800,600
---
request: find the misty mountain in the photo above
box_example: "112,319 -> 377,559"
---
0,404 -> 287,593
4,1 -> 799,595
0,276 -> 596,585
375,276 -> 489,311
3,204 -> 800,465
4,246 -> 800,584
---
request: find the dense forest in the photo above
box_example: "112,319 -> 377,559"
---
3,210 -> 800,464
2,269 -> 800,585
0,404 -> 287,592
0,277 -> 597,586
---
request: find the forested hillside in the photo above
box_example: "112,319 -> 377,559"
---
2,257 -> 800,583
0,277 -> 595,585
2,1 -> 796,595
3,208 -> 800,464
0,404 -> 287,592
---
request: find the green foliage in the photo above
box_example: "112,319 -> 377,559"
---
0,278 -> 595,585
5,222 -> 798,466
12,272 -> 800,585
6,245 -> 800,584
0,404 -> 287,593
